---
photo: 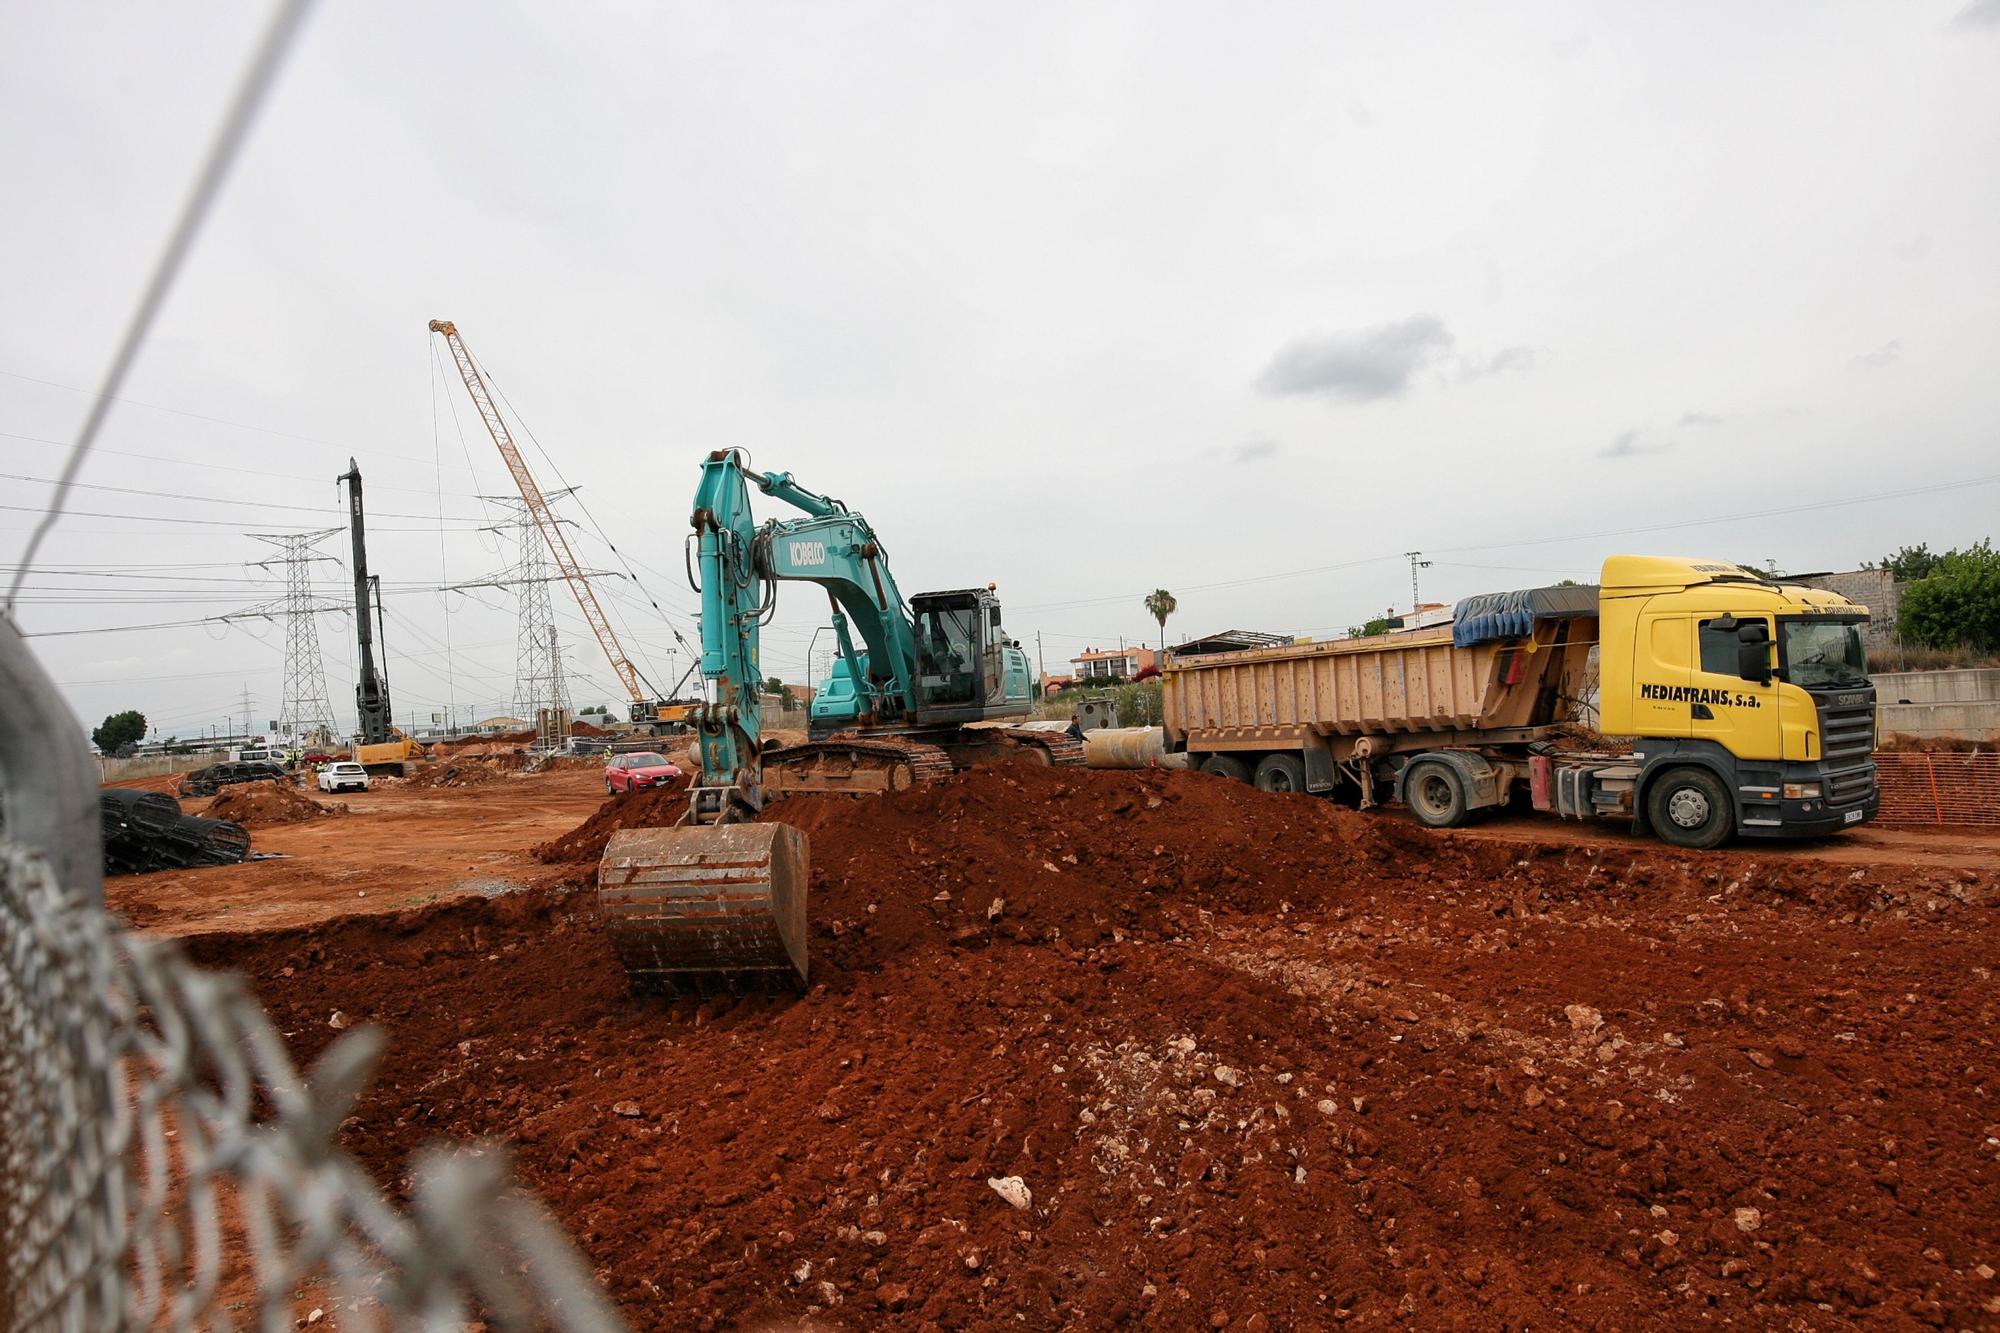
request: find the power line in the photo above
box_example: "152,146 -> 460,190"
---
0,502 -> 485,531
0,433 -> 489,499
1008,466 -> 2000,613
4,0 -> 318,606
476,355 -> 698,669
0,469 -> 490,521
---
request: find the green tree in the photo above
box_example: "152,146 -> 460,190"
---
92,709 -> 147,754
1346,613 -> 1400,638
1143,589 -> 1178,655
1112,681 -> 1164,727
1867,543 -> 1945,582
1899,540 -> 2000,652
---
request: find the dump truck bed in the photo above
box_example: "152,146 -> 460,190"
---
1161,618 -> 1596,754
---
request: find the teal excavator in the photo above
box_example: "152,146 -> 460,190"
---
597,450 -> 1080,994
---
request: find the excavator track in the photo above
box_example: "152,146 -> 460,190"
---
936,723 -> 1087,770
996,725 -> 1086,767
761,736 -> 954,796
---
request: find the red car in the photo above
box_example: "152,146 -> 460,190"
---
604,752 -> 682,794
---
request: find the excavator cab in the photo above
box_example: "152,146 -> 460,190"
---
910,588 -> 1030,724
913,593 -> 980,710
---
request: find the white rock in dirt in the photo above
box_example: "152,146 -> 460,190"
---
987,1175 -> 1033,1210
988,897 -> 1006,921
1564,1004 -> 1603,1034
1316,1099 -> 1339,1116
1732,1207 -> 1762,1233
327,1012 -> 349,1031
1213,1066 -> 1244,1088
792,1260 -> 812,1284
612,1101 -> 643,1118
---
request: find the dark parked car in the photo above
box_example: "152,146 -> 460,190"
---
178,761 -> 289,798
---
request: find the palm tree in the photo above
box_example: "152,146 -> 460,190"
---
1143,588 -> 1178,659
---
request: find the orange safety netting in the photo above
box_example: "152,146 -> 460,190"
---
1872,750 -> 2000,827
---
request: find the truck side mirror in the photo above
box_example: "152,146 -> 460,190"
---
1735,622 -> 1772,685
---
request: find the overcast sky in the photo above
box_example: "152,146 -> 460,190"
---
4,1 -> 1998,741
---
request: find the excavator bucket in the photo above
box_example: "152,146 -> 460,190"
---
597,823 -> 810,994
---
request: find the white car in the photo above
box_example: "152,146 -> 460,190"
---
317,762 -> 370,794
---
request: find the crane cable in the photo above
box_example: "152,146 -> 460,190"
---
478,366 -> 702,674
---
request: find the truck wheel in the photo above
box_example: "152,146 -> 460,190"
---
1403,760 -> 1469,828
1203,754 -> 1251,782
1253,753 -> 1308,794
1646,767 -> 1734,850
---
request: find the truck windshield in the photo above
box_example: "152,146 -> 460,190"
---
1780,619 -> 1867,688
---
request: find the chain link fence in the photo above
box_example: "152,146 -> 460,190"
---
0,835 -> 628,1331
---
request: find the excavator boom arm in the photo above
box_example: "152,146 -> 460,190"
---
688,449 -> 922,809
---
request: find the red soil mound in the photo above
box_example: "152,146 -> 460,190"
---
200,779 -> 344,827
533,776 -> 691,862
405,760 -> 510,790
187,766 -> 1999,1330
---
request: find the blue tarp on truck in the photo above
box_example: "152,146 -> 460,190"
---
1452,584 -> 1601,648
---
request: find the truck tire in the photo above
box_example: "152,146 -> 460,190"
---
1203,754 -> 1251,782
1253,753 -> 1308,794
1403,759 -> 1469,828
1646,766 -> 1733,850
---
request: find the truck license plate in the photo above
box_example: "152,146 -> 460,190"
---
1843,809 -> 1864,824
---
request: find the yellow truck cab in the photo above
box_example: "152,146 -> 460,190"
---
1596,556 -> 1877,845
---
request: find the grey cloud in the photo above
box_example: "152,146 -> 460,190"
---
1256,314 -> 1454,401
1597,429 -> 1673,459
1679,411 -> 1725,427
1463,345 -> 1543,379
1954,0 -> 2000,27
1854,338 -> 1902,369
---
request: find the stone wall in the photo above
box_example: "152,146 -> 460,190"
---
1872,668 -> 2000,742
1793,568 -> 1899,654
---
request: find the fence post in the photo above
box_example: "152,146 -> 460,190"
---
0,618 -> 102,908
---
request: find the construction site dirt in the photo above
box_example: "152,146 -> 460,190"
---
126,764 -> 1998,1330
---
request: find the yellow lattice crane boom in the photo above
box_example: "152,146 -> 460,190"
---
428,319 -> 660,721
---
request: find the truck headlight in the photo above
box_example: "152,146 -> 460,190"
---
1782,782 -> 1821,799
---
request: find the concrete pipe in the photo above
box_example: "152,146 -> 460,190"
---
1081,727 -> 1189,770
